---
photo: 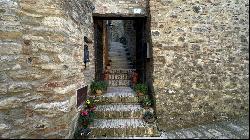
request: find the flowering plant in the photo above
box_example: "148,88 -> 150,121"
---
79,109 -> 94,128
85,98 -> 98,110
79,98 -> 98,128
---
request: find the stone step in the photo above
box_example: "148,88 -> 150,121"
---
108,80 -> 131,87
110,66 -> 134,69
109,58 -> 128,60
94,87 -> 138,104
110,62 -> 131,65
109,49 -> 126,51
109,51 -> 127,53
110,60 -> 128,62
110,59 -> 129,62
111,65 -> 133,67
109,56 -> 128,59
109,57 -> 127,60
95,104 -> 143,119
104,87 -> 135,96
109,51 -> 126,53
110,64 -> 131,67
95,93 -> 138,104
109,52 -> 128,55
89,119 -> 159,137
110,66 -> 130,69
109,49 -> 127,51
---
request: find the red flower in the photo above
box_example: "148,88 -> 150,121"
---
81,110 -> 89,116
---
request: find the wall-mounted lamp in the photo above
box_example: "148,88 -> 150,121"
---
84,45 -> 90,68
84,36 -> 92,44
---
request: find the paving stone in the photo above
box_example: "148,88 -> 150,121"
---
164,132 -> 178,139
182,130 -> 196,138
175,131 -> 186,139
191,129 -> 204,138
198,127 -> 215,138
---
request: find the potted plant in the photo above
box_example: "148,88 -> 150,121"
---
79,109 -> 93,128
78,109 -> 95,134
131,71 -> 138,88
141,95 -> 152,109
90,81 -> 108,96
134,83 -> 148,96
106,64 -> 111,70
79,99 -> 97,127
103,69 -> 109,80
75,98 -> 98,139
143,111 -> 155,123
85,98 -> 98,110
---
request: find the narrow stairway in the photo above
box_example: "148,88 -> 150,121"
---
90,87 -> 158,138
89,42 -> 158,138
108,42 -> 133,69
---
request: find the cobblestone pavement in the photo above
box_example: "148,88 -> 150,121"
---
159,116 -> 249,139
94,116 -> 249,139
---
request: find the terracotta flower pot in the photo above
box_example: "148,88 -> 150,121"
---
137,92 -> 144,96
107,65 -> 111,70
104,73 -> 109,80
96,90 -> 102,96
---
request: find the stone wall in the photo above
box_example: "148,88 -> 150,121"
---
110,20 -> 124,42
0,0 -> 147,138
93,0 -> 147,15
149,0 -> 249,131
0,0 -> 94,138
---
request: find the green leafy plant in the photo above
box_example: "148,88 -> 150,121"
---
143,111 -> 155,123
134,83 -> 148,95
90,81 -> 108,94
141,95 -> 152,108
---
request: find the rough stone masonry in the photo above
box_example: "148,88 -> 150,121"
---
0,0 -> 249,138
149,0 -> 249,131
0,0 -> 95,138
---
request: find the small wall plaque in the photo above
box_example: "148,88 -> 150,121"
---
133,8 -> 142,14
76,86 -> 88,110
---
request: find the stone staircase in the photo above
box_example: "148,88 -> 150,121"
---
89,42 -> 158,138
89,87 -> 158,138
108,42 -> 134,87
109,42 -> 133,69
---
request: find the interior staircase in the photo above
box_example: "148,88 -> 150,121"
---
89,42 -> 158,138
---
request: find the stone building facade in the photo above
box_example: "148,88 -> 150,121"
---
0,0 -> 249,138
